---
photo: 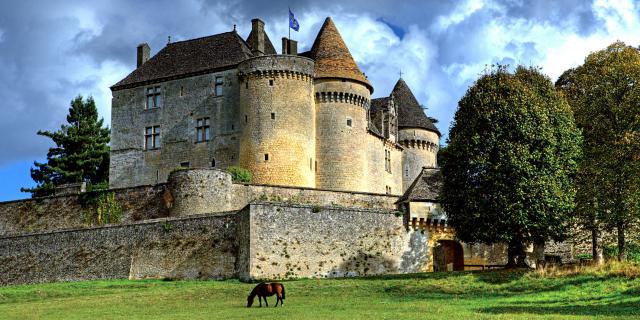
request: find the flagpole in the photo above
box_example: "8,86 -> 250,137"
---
288,7 -> 291,40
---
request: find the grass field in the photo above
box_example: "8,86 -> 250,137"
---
0,266 -> 639,320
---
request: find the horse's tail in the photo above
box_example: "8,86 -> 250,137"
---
281,284 -> 286,300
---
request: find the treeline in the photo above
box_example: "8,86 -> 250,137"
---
441,42 -> 640,265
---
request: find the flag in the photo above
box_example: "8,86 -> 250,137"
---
289,9 -> 299,31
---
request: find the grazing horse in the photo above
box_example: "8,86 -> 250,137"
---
247,282 -> 285,307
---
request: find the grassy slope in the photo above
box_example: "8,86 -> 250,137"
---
0,270 -> 639,320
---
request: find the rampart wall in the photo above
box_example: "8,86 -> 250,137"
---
0,213 -> 238,285
0,169 -> 398,237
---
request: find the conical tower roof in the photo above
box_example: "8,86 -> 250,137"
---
393,78 -> 440,135
309,17 -> 372,91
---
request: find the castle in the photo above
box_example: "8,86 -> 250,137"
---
0,17 -> 575,286
109,17 -> 440,195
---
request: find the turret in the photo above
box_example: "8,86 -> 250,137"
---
393,78 -> 440,191
311,17 -> 373,192
238,55 -> 316,187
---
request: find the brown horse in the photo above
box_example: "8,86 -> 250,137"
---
247,282 -> 285,307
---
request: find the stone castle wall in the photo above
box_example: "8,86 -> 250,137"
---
0,185 -> 167,237
0,213 -> 238,285
0,169 -> 399,237
365,135 -> 404,195
314,79 -> 375,192
399,128 -> 439,191
238,55 -> 316,187
110,69 -> 241,189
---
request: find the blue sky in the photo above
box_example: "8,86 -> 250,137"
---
1,0 -> 639,201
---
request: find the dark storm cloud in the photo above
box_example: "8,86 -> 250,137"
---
0,0 -> 635,169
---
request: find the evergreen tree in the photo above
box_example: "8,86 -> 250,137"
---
557,42 -> 640,261
440,65 -> 582,267
22,96 -> 110,197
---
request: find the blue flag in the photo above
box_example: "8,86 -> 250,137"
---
289,9 -> 299,31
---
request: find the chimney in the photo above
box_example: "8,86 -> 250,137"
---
282,38 -> 298,55
137,43 -> 150,68
250,18 -> 265,55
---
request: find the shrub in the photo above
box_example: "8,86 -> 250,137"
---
227,166 -> 252,183
95,192 -> 122,225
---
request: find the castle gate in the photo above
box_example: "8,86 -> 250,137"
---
433,240 -> 464,271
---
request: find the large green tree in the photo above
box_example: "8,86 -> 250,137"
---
556,42 -> 640,262
441,66 -> 582,267
22,96 -> 110,197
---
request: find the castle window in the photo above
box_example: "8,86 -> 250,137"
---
214,76 -> 223,96
271,113 -> 275,120
245,81 -> 248,89
315,161 -> 317,172
264,154 -> 269,161
346,117 -> 352,127
144,126 -> 160,150
385,186 -> 391,194
145,86 -> 162,109
405,167 -> 409,177
269,79 -> 274,86
180,161 -> 190,168
196,117 -> 210,142
211,158 -> 216,167
245,115 -> 248,123
384,150 -> 391,173
180,86 -> 184,97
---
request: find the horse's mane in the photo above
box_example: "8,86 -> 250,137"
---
249,282 -> 267,297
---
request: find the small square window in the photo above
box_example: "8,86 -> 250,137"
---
271,113 -> 275,120
346,118 -> 353,127
264,154 -> 269,161
269,79 -> 274,86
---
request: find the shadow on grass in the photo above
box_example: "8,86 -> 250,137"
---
480,298 -> 640,317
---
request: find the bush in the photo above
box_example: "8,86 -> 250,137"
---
604,244 -> 640,263
95,192 -> 123,225
227,166 -> 252,183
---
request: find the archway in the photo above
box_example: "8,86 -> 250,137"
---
433,240 -> 464,271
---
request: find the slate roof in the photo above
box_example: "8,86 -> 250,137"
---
392,79 -> 440,135
112,31 -> 253,90
307,17 -> 372,92
397,167 -> 443,203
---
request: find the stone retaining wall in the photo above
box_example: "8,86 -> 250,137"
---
0,213 -> 237,286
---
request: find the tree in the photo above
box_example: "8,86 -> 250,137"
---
22,96 -> 110,197
556,42 -> 640,261
440,65 -> 582,267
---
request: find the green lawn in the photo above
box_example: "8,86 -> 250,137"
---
0,270 -> 639,319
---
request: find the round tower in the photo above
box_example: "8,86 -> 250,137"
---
392,79 -> 441,191
311,17 -> 374,192
238,55 -> 316,187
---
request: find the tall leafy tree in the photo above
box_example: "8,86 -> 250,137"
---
440,65 -> 582,267
557,42 -> 640,261
22,96 -> 110,197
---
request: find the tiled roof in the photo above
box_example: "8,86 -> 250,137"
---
398,167 -> 442,202
369,97 -> 389,135
246,29 -> 277,55
112,31 -> 253,90
392,79 -> 440,135
308,17 -> 372,91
